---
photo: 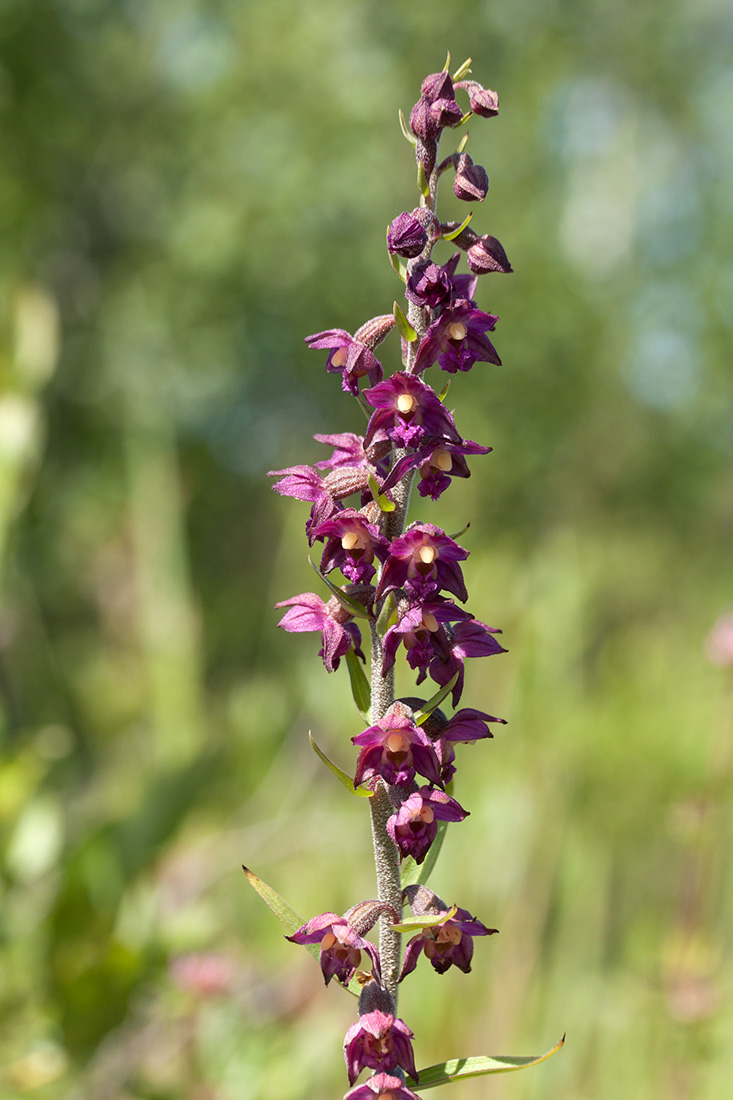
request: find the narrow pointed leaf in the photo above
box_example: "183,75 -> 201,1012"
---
407,1035 -> 565,1089
391,906 -> 457,933
307,557 -> 370,619
242,867 -> 307,937
390,252 -> 408,283
309,731 -> 372,797
242,869 -> 361,998
453,57 -> 472,82
442,51 -> 451,72
456,132 -> 469,154
437,379 -> 451,403
442,212 -> 473,241
393,302 -> 418,343
375,590 -> 398,637
398,109 -> 417,146
414,673 -> 459,724
417,162 -> 430,199
368,473 -> 396,513
400,820 -> 448,888
345,650 -> 372,722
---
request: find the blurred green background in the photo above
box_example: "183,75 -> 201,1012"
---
1,0 -> 732,1097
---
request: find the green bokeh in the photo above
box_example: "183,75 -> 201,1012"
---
1,1 -> 732,1097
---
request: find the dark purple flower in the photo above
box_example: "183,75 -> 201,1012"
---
428,618 -> 506,704
399,885 -> 498,979
344,1010 -> 417,1085
382,438 -> 492,501
466,234 -> 513,275
364,373 -> 460,451
413,300 -> 501,374
387,212 -> 428,259
353,705 -> 443,789
381,597 -> 473,678
305,316 -> 394,395
387,787 -> 468,864
345,1074 -> 422,1100
405,260 -> 452,310
275,592 -> 364,673
452,154 -> 489,202
441,250 -> 478,305
311,509 -> 390,585
377,523 -> 469,603
286,911 -> 380,987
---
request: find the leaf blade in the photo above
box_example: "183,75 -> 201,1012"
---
408,1035 -> 565,1089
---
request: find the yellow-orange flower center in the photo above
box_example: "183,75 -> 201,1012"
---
418,544 -> 436,565
342,530 -> 364,551
396,393 -> 416,414
321,931 -> 336,950
331,347 -> 349,368
422,612 -> 439,632
385,731 -> 410,754
418,806 -> 435,824
447,321 -> 467,341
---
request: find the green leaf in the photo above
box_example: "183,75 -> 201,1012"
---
345,650 -> 372,722
309,731 -> 372,797
417,162 -> 430,199
442,51 -> 451,72
393,302 -> 418,343
398,108 -> 417,146
242,866 -> 307,937
368,473 -> 396,513
452,57 -> 472,82
390,252 -> 408,284
456,132 -> 469,154
400,820 -> 448,889
375,590 -> 398,637
407,1035 -> 566,1089
442,211 -> 473,241
307,557 -> 370,619
414,673 -> 459,724
390,905 -> 457,933
437,379 -> 451,403
242,868 -> 360,997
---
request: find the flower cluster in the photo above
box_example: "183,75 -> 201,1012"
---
269,61 -> 513,1098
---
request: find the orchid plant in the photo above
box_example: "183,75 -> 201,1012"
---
245,56 -> 563,1098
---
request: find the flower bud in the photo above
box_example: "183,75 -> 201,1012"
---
387,212 -> 428,258
457,79 -> 499,117
467,234 -> 513,274
453,153 -> 489,202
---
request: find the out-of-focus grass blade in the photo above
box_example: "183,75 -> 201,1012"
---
309,731 -> 372,797
408,1035 -> 565,1089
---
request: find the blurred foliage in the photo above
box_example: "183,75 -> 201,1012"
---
1,0 -> 732,1098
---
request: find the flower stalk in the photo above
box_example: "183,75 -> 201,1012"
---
250,53 -> 563,1097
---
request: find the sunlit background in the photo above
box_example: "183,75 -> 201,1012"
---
1,1 -> 732,1097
